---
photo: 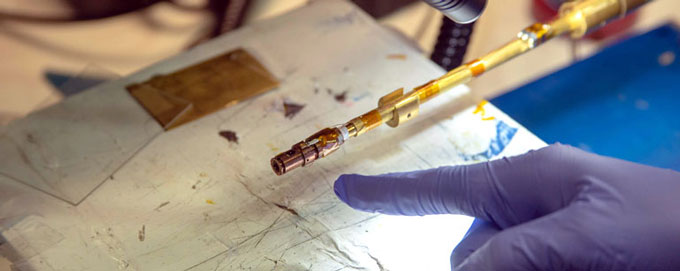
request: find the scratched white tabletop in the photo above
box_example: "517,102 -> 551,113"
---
0,1 -> 545,270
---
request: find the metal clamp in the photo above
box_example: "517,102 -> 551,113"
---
378,88 -> 420,128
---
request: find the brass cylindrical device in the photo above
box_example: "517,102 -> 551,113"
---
271,126 -> 349,175
271,0 -> 653,176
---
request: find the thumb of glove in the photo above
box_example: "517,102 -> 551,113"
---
455,204 -> 607,271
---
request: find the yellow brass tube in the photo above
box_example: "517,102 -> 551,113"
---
270,0 -> 653,176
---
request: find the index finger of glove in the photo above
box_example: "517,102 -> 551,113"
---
334,144 -> 582,227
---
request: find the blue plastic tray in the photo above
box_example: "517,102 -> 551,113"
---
491,24 -> 680,170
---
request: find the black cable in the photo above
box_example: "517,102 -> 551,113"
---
206,0 -> 230,37
430,17 -> 475,70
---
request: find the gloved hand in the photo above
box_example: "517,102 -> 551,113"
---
333,144 -> 680,270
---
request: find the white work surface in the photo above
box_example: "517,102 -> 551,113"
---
0,1 -> 546,270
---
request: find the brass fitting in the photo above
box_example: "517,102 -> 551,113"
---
378,88 -> 420,128
558,0 -> 651,38
270,86 -> 421,175
271,126 -> 349,175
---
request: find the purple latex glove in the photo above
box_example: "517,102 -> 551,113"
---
334,144 -> 680,270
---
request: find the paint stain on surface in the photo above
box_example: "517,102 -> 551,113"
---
473,100 -> 495,121
154,201 -> 170,211
283,102 -> 305,119
473,100 -> 488,115
266,143 -> 280,152
387,54 -> 407,60
325,10 -> 358,26
635,99 -> 650,110
205,199 -> 215,205
658,51 -> 675,66
274,203 -> 300,217
25,133 -> 37,144
219,130 -> 239,143
334,90 -> 349,103
138,225 -> 145,242
460,120 -> 518,161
